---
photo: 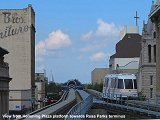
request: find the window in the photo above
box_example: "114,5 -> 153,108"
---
150,88 -> 153,98
150,76 -> 153,85
118,79 -> 124,89
153,32 -> 156,38
111,78 -> 116,88
124,79 -> 133,89
154,45 -> 156,62
148,45 -> 151,63
133,79 -> 137,89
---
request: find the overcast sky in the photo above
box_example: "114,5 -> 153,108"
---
0,0 -> 152,83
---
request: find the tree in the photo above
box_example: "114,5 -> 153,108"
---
86,83 -> 103,92
45,82 -> 62,100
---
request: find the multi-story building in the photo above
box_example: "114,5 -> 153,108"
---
109,26 -> 142,74
0,5 -> 35,114
0,47 -> 12,120
35,73 -> 46,108
148,0 -> 160,103
91,26 -> 142,85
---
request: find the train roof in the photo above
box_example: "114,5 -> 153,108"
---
104,73 -> 136,79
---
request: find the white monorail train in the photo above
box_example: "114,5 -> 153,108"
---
102,74 -> 138,100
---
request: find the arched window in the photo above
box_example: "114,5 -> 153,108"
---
154,45 -> 156,62
148,45 -> 151,63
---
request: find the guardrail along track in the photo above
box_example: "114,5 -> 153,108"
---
17,89 -> 76,120
86,89 -> 160,119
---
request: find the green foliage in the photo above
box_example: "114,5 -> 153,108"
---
45,82 -> 62,100
86,83 -> 103,92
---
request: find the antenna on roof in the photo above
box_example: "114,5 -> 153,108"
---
134,11 -> 140,26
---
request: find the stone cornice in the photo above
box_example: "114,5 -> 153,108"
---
141,64 -> 156,68
0,77 -> 12,82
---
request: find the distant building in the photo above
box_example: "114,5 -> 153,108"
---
91,68 -> 109,85
0,47 -> 11,120
91,26 -> 141,85
120,26 -> 139,40
0,5 -> 35,114
35,73 -> 47,108
109,26 -> 142,74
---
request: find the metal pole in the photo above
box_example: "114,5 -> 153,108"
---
147,98 -> 150,115
121,95 -> 122,105
107,93 -> 109,103
111,94 -> 112,103
116,94 -> 117,104
127,96 -> 128,109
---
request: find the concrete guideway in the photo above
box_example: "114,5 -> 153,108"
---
17,89 -> 76,120
87,89 -> 160,119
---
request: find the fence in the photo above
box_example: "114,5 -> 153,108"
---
99,93 -> 160,114
65,95 -> 93,120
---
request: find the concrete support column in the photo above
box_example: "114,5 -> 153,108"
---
6,91 -> 9,114
3,91 -> 9,115
2,92 -> 5,115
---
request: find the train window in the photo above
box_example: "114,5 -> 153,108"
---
124,79 -> 133,89
118,79 -> 124,89
111,78 -> 116,88
133,79 -> 137,89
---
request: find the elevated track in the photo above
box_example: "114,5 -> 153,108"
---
14,88 -> 160,120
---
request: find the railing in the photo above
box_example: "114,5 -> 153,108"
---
16,91 -> 68,120
85,89 -> 160,117
65,95 -> 93,120
100,93 -> 160,115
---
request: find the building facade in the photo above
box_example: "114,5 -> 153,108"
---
0,5 -> 35,114
91,68 -> 109,85
91,26 -> 142,85
0,47 -> 12,120
35,73 -> 46,108
109,28 -> 142,74
138,17 -> 156,101
149,0 -> 160,103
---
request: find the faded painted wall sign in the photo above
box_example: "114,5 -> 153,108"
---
0,12 -> 29,39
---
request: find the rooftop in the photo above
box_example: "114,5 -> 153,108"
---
110,33 -> 142,59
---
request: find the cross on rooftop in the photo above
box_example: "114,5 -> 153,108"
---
134,11 -> 139,26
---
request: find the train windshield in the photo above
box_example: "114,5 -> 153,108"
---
118,79 -> 124,89
124,79 -> 133,89
133,79 -> 137,89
